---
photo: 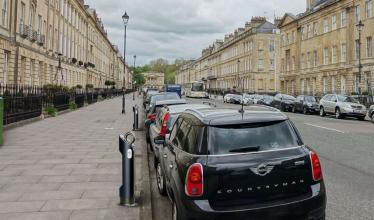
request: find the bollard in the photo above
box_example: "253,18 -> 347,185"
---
133,91 -> 135,101
122,91 -> 126,114
119,132 -> 136,206
132,105 -> 140,131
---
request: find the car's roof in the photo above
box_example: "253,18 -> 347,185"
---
166,104 -> 212,114
183,106 -> 287,126
155,99 -> 187,106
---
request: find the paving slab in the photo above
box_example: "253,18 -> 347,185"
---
0,211 -> 71,220
0,201 -> 45,213
0,95 -> 150,220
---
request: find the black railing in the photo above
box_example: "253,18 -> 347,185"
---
75,93 -> 85,108
1,85 -> 43,125
92,92 -> 98,103
52,92 -> 70,111
1,84 -> 128,125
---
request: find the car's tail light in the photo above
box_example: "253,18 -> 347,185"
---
310,151 -> 322,181
185,163 -> 203,197
160,112 -> 170,137
147,114 -> 156,121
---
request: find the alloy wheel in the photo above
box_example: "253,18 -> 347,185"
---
303,107 -> 308,115
156,163 -> 166,195
320,107 -> 325,117
292,106 -> 296,113
335,108 -> 341,119
172,202 -> 178,220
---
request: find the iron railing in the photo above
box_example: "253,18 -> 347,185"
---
1,84 -> 130,125
1,85 -> 43,125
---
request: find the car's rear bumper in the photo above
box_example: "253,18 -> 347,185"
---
307,106 -> 320,113
178,183 -> 326,220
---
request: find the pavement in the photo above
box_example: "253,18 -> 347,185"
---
0,94 -> 151,220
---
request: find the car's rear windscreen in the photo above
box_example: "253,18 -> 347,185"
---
209,120 -> 299,155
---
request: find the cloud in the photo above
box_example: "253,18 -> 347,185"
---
85,0 -> 306,65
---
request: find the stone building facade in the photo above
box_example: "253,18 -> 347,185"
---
0,0 -> 130,89
143,72 -> 164,89
279,0 -> 374,95
176,17 -> 281,94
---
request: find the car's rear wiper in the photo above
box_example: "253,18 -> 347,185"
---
229,146 -> 261,153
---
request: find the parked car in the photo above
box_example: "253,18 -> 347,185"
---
146,92 -> 181,114
252,94 -> 264,104
369,105 -> 374,123
271,94 -> 296,112
242,94 -> 255,105
149,103 -> 214,169
223,94 -> 235,103
257,95 -> 274,106
230,94 -> 243,104
143,89 -> 159,108
154,107 -> 326,220
293,95 -> 320,114
145,96 -> 185,143
319,94 -> 367,120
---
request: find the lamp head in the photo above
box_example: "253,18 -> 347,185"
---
122,12 -> 129,25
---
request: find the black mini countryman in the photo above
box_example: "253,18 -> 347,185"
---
154,107 -> 326,220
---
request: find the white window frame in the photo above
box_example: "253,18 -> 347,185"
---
323,48 -> 329,65
341,10 -> 347,27
313,51 -> 318,67
332,46 -> 337,64
332,15 -> 337,30
323,18 -> 329,33
3,52 -> 8,85
258,59 -> 264,71
2,0 -> 8,27
367,36 -> 373,57
355,5 -> 361,23
341,43 -> 347,62
366,0 -> 372,18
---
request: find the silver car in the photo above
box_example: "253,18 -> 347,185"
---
319,94 -> 367,120
369,105 -> 374,123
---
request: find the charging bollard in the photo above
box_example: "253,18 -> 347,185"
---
119,132 -> 136,206
122,91 -> 126,114
132,105 -> 140,131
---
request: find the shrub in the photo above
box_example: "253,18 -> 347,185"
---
46,104 -> 57,117
86,84 -> 94,89
69,101 -> 77,110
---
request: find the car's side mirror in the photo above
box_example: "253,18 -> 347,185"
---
145,119 -> 154,126
154,135 -> 165,145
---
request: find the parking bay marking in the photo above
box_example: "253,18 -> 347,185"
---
304,123 -> 345,134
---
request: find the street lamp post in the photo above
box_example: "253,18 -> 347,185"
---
357,20 -> 364,94
122,12 -> 129,114
54,53 -> 63,85
133,55 -> 136,100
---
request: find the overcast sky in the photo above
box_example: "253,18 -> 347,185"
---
85,0 -> 306,66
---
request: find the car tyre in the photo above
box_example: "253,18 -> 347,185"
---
292,106 -> 297,113
172,200 -> 184,220
280,105 -> 286,112
303,107 -> 308,115
335,108 -> 343,119
156,163 -> 167,196
153,155 -> 158,168
371,113 -> 374,123
320,107 -> 326,117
